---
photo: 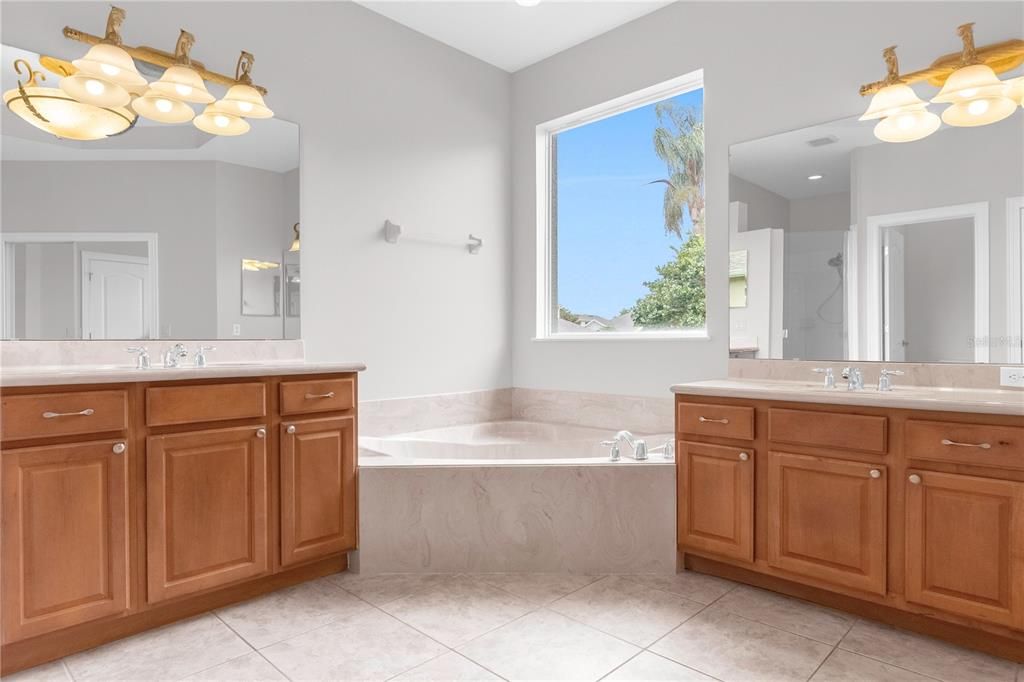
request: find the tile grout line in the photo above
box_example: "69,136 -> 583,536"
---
60,658 -> 75,682
209,611 -> 294,682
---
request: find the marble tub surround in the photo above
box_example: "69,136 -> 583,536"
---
9,570 -> 1020,682
730,358 -> 1020,391
355,463 -> 675,574
359,387 -> 673,437
672,378 -> 1023,415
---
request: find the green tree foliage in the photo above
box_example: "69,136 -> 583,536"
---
558,305 -> 581,324
650,102 -> 704,238
630,234 -> 706,328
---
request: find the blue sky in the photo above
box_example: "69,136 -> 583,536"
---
556,88 -> 703,319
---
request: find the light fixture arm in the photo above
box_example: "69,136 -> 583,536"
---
11,59 -> 50,124
881,46 -> 902,85
236,51 -> 255,85
173,29 -> 196,66
956,22 -> 980,66
102,6 -> 126,46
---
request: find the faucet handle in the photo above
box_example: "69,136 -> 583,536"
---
880,369 -> 904,376
194,345 -> 216,368
878,368 -> 905,392
126,346 -> 150,369
600,440 -> 621,462
812,367 -> 835,388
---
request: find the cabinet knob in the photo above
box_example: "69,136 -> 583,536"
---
869,469 -> 881,479
909,474 -> 922,485
738,452 -> 749,461
112,442 -> 126,454
287,425 -> 297,434
256,428 -> 266,439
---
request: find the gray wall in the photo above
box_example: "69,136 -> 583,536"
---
511,1 -> 1021,395
730,175 -> 790,232
2,1 -> 512,400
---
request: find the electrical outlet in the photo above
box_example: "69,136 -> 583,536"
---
1000,367 -> 1024,388
232,323 -> 241,337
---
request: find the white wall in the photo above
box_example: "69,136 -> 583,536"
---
511,1 -> 1021,396
790,193 -> 850,233
2,2 -> 513,400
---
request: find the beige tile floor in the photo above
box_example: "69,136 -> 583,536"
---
4,572 -> 1022,682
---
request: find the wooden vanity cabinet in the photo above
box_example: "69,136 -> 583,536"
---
676,393 -> 1024,661
0,371 -> 359,675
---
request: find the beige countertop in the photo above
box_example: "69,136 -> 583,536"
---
0,361 -> 366,388
671,379 -> 1024,416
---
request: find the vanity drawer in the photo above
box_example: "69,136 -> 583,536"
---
280,377 -> 356,416
146,383 -> 267,426
906,420 -> 1024,470
678,402 -> 754,441
1,390 -> 128,441
769,408 -> 887,455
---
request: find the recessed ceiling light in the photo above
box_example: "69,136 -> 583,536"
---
516,0 -> 541,6
807,174 -> 824,180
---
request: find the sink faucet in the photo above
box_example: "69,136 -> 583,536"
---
163,343 -> 189,368
841,367 -> 864,391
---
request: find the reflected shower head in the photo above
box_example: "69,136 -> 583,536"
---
827,252 -> 843,269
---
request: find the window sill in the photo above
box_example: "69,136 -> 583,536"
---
532,330 -> 711,342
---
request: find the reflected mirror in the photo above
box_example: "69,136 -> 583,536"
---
0,44 -> 300,340
729,112 -> 1023,364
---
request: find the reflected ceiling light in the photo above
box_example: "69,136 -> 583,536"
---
858,23 -> 1023,142
242,258 -> 280,271
858,48 -> 941,143
289,223 -> 301,252
7,6 -> 274,141
3,59 -> 135,140
131,90 -> 195,123
807,174 -> 824,180
194,102 -> 250,136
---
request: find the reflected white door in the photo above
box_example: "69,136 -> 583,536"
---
883,230 -> 906,362
81,251 -> 151,339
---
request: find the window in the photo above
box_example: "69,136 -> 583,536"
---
536,71 -> 705,338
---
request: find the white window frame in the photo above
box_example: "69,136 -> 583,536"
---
534,69 -> 708,341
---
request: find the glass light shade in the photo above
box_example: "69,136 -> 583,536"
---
940,96 -> 1016,127
219,83 -> 273,118
132,91 -> 195,123
873,109 -> 941,143
1006,76 -> 1024,106
59,73 -> 131,108
71,43 -> 147,87
4,82 -> 135,140
194,104 -> 250,136
859,83 -> 928,120
148,65 -> 215,104
932,64 -> 1007,103
289,236 -> 300,252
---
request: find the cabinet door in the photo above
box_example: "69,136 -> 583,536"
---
766,452 -> 887,595
1,440 -> 128,643
905,470 -> 1024,628
678,441 -> 754,562
147,426 -> 269,603
280,416 -> 357,567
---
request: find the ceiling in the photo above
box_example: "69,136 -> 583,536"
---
354,1 -> 674,72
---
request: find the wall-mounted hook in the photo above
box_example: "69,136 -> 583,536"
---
468,234 -> 483,255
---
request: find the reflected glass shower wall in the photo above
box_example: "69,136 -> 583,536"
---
783,230 -> 848,361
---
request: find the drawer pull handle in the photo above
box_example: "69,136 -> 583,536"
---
256,428 -> 267,439
869,469 -> 881,479
305,391 -> 336,400
699,417 -> 729,424
941,438 -> 991,450
42,408 -> 95,419
112,442 -> 126,454
909,474 -> 922,485
287,425 -> 297,434
738,452 -> 749,461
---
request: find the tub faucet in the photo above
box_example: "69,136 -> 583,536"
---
613,430 -> 649,461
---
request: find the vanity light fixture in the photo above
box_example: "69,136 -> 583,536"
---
931,24 -> 1016,127
7,5 -> 273,140
3,58 -> 136,140
858,23 -> 1023,143
289,223 -> 301,252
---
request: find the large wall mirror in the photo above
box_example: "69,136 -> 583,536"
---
728,112 -> 1022,364
0,45 -> 300,341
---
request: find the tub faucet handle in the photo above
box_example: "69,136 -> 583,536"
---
601,439 -> 621,462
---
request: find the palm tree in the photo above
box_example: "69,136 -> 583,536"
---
649,102 -> 704,238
